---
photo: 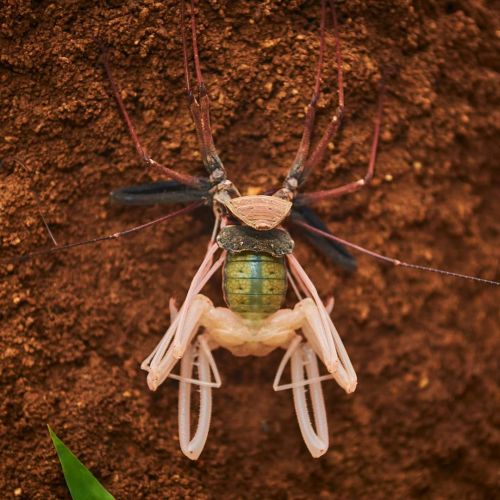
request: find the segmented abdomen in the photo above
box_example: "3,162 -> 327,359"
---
223,252 -> 287,320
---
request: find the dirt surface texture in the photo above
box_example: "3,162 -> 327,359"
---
1,0 -> 499,498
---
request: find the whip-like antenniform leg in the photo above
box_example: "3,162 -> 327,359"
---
295,220 -> 500,286
6,202 -> 202,263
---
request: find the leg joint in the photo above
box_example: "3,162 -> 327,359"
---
363,170 -> 374,185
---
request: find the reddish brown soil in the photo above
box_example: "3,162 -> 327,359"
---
1,1 -> 499,498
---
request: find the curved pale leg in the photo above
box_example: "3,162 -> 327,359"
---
172,246 -> 226,357
273,336 -> 334,392
274,337 -> 329,457
142,294 -> 213,390
287,255 -> 337,372
178,336 -> 221,460
299,298 -> 355,393
141,242 -> 226,390
287,254 -> 357,393
324,312 -> 357,392
141,241 -> 220,371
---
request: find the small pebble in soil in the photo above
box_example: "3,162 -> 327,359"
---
413,161 -> 423,172
381,129 -> 393,142
419,374 -> 429,389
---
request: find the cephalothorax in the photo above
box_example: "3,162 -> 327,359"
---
12,0 -> 499,460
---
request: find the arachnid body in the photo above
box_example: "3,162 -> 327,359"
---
117,0 -> 364,460
140,221 -> 357,459
5,0 -> 499,468
105,1 -> 498,459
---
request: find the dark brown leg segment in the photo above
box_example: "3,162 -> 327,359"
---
101,52 -> 203,188
299,85 -> 383,204
301,0 -> 345,178
287,0 -> 327,184
277,0 -> 344,200
182,0 -> 226,185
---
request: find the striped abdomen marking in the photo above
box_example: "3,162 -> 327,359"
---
223,252 -> 287,320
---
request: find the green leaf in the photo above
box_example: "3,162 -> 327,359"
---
48,425 -> 115,500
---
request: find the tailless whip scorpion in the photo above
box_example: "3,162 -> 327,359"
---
8,0 -> 499,459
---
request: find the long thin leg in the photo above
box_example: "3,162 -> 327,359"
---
278,0 -> 343,200
279,0 -> 326,194
10,159 -> 58,246
302,0 -> 345,177
6,201 -> 202,264
181,0 -> 227,185
178,337 -> 218,460
299,84 -> 384,203
295,219 -> 500,286
101,52 -> 204,188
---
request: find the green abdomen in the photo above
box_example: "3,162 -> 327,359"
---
223,252 -> 287,320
